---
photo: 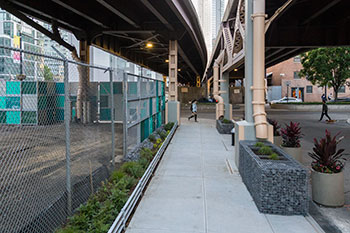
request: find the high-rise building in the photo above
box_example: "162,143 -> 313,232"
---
0,9 -> 44,80
42,23 -> 73,80
191,0 -> 228,59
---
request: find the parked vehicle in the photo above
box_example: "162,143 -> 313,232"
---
330,97 -> 350,102
270,97 -> 302,104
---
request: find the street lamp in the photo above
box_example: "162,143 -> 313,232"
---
146,42 -> 153,48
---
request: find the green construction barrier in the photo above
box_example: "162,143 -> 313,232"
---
55,83 -> 65,94
157,112 -> 162,128
6,111 -> 20,124
6,81 -> 20,95
56,95 -> 65,108
22,81 -> 37,94
22,111 -> 37,124
0,96 -> 5,109
72,107 -> 76,120
113,82 -> 122,94
156,96 -> 160,112
38,82 -> 47,94
38,96 -> 47,110
149,116 -> 153,134
149,98 -> 152,116
100,108 -> 111,121
100,82 -> 110,95
0,111 -> 6,123
6,97 -> 20,109
56,109 -> 64,121
100,95 -> 109,108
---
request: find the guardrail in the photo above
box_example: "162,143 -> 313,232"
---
107,121 -> 178,233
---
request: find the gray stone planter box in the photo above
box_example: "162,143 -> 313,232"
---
239,140 -> 309,216
216,120 -> 234,134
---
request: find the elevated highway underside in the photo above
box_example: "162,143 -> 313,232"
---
0,0 -> 207,84
207,0 -> 350,80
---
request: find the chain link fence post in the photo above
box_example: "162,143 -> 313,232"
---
64,59 -> 72,216
123,72 -> 128,157
109,68 -> 115,168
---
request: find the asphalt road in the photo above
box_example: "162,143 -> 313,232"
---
182,107 -> 350,232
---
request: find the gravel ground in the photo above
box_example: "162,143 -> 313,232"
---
0,122 -> 123,232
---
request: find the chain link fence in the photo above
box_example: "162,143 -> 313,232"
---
0,45 -> 165,232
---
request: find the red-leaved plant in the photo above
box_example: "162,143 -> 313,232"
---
267,118 -> 280,136
308,130 -> 346,173
280,121 -> 303,147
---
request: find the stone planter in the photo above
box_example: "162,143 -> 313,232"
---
273,136 -> 282,146
216,120 -> 234,134
311,169 -> 344,207
281,145 -> 302,163
239,140 -> 309,215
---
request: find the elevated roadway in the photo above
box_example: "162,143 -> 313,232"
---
0,0 -> 207,84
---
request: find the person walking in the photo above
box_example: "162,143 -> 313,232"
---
319,99 -> 331,121
188,99 -> 198,122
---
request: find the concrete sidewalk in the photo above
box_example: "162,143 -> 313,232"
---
125,119 -> 324,233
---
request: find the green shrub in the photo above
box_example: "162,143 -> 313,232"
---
164,122 -> 174,131
153,138 -> 163,150
148,134 -> 156,143
139,157 -> 150,169
120,161 -> 145,179
221,118 -> 232,124
254,142 -> 265,147
110,170 -> 126,183
140,148 -> 153,161
115,175 -> 137,190
57,121 -> 170,232
158,131 -> 167,140
258,146 -> 273,155
269,153 -> 279,160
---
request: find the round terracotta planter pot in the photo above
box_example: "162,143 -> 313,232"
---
280,145 -> 302,163
311,169 -> 344,207
273,136 -> 282,147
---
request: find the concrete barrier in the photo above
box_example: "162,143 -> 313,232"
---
270,104 -> 350,111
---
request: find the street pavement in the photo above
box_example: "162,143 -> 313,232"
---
125,118 -> 324,233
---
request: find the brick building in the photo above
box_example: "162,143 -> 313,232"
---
266,56 -> 350,102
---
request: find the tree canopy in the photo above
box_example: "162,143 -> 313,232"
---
299,47 -> 350,101
43,65 -> 53,81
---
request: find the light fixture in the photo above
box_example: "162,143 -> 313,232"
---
146,42 -> 153,48
234,68 -> 238,72
165,59 -> 169,63
178,68 -> 181,71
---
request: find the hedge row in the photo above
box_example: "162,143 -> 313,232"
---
275,102 -> 350,105
57,122 -> 175,233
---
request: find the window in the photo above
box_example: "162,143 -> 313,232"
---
339,86 -> 346,93
3,22 -> 13,37
306,86 -> 313,93
293,71 -> 300,79
293,56 -> 301,63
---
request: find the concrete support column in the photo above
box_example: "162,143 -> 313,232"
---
77,40 -> 90,124
252,0 -> 268,139
168,40 -> 178,101
234,0 -> 256,168
221,71 -> 231,120
167,40 -> 180,123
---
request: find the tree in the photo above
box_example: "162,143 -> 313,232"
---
299,47 -> 350,101
43,65 -> 53,81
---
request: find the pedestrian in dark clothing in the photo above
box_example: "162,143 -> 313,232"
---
188,100 -> 198,122
319,99 -> 331,121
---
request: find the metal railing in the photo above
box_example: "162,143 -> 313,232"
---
108,121 -> 178,233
